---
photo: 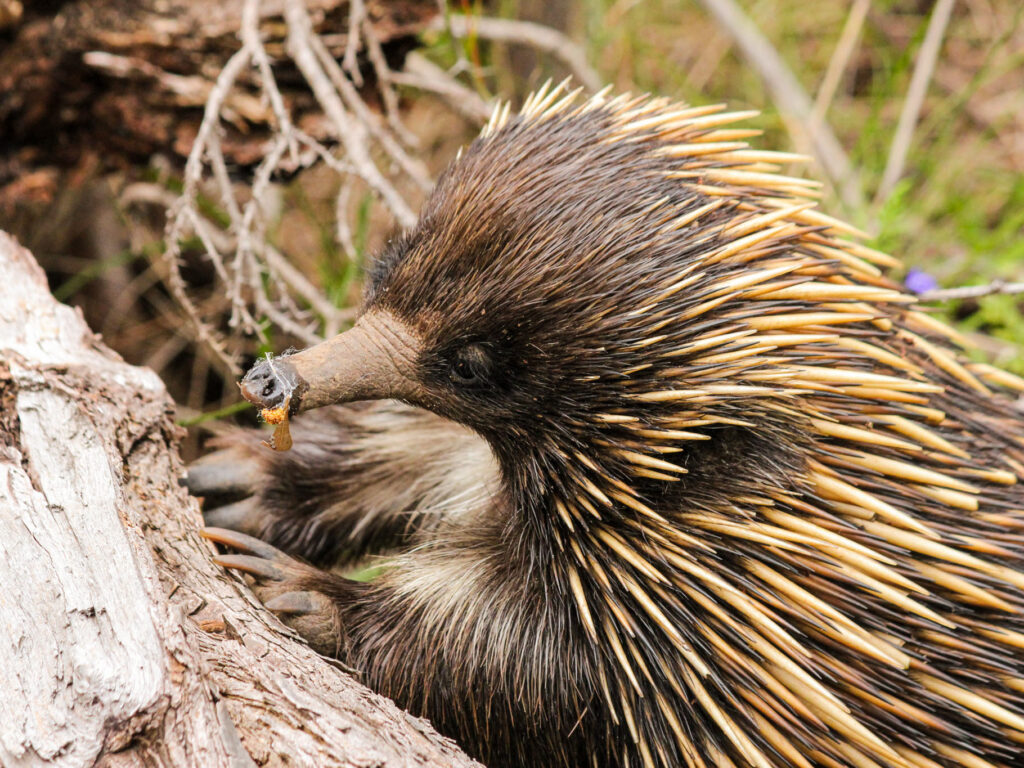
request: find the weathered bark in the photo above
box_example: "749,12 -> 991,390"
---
0,0 -> 436,206
0,230 -> 481,767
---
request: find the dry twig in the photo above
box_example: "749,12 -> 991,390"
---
811,0 -> 870,130
917,279 -> 1024,303
395,52 -> 492,123
343,0 -> 366,86
875,0 -> 956,204
695,0 -> 863,211
433,14 -> 602,93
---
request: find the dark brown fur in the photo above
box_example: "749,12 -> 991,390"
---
197,88 -> 1024,768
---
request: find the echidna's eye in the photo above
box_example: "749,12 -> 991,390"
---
449,343 -> 491,387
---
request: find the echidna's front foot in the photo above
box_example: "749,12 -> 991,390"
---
185,452 -> 269,536
201,527 -> 356,656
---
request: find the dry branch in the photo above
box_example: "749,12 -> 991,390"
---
0,230 -> 481,768
432,14 -> 602,93
810,0 -> 870,131
695,0 -> 863,211
395,52 -> 493,123
917,279 -> 1024,303
875,0 -> 956,203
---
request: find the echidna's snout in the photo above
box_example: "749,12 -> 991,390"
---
240,311 -> 423,414
240,357 -> 300,411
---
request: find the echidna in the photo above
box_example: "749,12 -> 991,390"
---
190,83 -> 1024,768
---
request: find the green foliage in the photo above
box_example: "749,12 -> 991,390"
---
346,561 -> 392,582
324,193 -> 373,311
53,244 -> 154,301
177,400 -> 254,427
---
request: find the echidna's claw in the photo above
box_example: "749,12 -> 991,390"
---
265,591 -> 322,616
201,526 -> 285,561
212,553 -> 287,581
183,457 -> 260,498
199,498 -> 265,536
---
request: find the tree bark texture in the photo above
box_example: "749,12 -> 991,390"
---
0,230 -> 482,768
0,0 -> 436,207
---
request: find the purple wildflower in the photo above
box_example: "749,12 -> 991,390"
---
905,268 -> 939,295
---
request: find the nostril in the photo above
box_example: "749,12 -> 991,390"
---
240,358 -> 300,410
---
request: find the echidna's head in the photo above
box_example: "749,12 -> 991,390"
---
242,85 -> 900,512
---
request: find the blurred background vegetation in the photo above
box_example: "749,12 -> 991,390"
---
3,0 -> 1022,458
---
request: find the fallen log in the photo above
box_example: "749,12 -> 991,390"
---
0,230 -> 481,768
